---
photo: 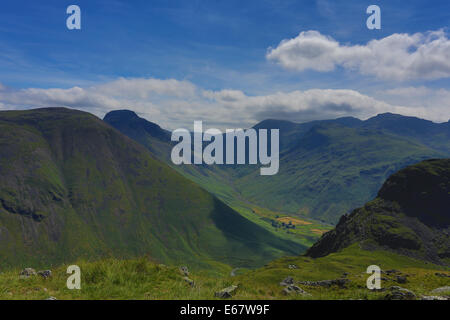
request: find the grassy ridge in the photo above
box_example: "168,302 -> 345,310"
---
1,245 -> 448,300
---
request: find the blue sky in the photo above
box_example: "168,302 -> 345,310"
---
0,0 -> 449,128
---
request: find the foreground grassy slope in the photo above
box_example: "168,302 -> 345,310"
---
1,245 -> 448,300
0,108 -> 303,269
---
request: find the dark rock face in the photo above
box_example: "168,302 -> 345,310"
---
104,110 -> 170,141
378,159 -> 450,227
306,159 -> 450,265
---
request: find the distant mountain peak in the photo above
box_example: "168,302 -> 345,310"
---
103,109 -> 168,139
104,109 -> 139,121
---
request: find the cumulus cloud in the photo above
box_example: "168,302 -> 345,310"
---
381,86 -> 450,121
0,78 -> 448,130
267,30 -> 450,81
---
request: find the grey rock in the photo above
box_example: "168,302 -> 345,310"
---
183,276 -> 195,287
281,285 -> 310,296
20,268 -> 37,277
215,285 -> 238,299
38,270 -> 52,279
298,278 -> 349,288
179,266 -> 189,276
435,272 -> 450,278
288,264 -> 298,269
431,286 -> 450,294
45,297 -> 57,300
396,275 -> 407,284
421,295 -> 448,300
385,269 -> 400,275
280,276 -> 294,286
384,286 -> 416,300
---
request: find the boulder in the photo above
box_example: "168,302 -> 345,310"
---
215,285 -> 238,299
396,275 -> 407,284
384,286 -> 416,300
179,266 -> 189,276
281,285 -> 310,296
38,270 -> 52,279
20,268 -> 37,277
279,276 -> 294,286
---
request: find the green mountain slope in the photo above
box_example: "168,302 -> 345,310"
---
306,159 -> 450,265
104,111 -> 448,224
233,123 -> 446,223
0,108 -> 304,269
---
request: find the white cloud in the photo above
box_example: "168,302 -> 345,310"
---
0,78 -> 448,130
267,30 -> 450,81
381,86 -> 450,121
95,77 -> 198,99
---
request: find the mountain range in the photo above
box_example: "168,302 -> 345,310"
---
1,107 -> 449,271
104,110 -> 450,223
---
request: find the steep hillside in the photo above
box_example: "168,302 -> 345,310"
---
306,159 -> 450,265
104,110 -> 448,224
234,123 -> 445,223
0,108 -> 303,269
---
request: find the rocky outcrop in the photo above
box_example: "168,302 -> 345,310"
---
306,159 -> 450,265
384,286 -> 416,300
282,285 -> 310,296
